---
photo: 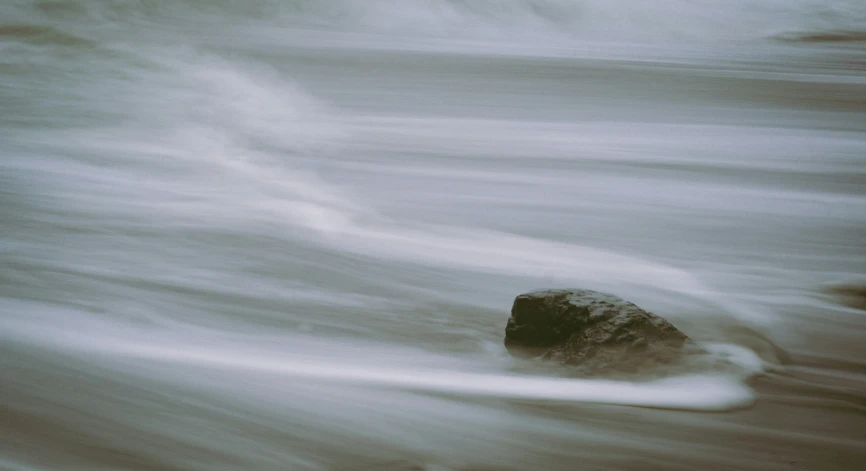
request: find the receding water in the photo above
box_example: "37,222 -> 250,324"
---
2,1 -> 866,470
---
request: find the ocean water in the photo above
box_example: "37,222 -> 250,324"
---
2,1 -> 866,470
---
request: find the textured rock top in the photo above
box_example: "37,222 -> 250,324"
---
504,289 -> 691,373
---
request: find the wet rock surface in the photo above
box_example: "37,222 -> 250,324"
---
504,289 -> 693,373
825,284 -> 866,310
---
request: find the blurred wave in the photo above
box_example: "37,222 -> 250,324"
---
3,1 -> 866,470
6,0 -> 866,43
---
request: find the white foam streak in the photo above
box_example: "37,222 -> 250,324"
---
118,346 -> 755,411
1,312 -> 754,412
348,224 -> 704,294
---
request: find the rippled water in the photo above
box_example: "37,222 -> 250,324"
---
3,1 -> 866,470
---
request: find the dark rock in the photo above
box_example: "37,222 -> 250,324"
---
825,284 -> 866,310
504,289 -> 692,373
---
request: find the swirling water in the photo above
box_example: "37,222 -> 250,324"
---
2,1 -> 866,470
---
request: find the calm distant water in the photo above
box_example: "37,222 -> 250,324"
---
3,1 -> 866,470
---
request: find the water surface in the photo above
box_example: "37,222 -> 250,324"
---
3,1 -> 866,470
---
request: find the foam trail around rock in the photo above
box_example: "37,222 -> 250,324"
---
117,346 -> 756,411
3,315 -> 754,412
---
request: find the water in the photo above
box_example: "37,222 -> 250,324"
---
2,1 -> 866,470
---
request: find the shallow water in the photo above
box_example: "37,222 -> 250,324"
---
2,1 -> 866,470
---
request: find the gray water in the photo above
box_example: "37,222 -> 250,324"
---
3,1 -> 866,470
